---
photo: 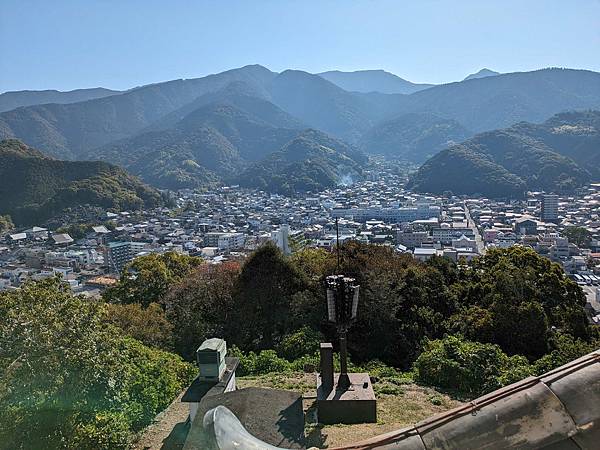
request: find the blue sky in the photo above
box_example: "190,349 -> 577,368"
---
1,0 -> 599,92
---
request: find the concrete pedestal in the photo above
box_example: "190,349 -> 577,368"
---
317,372 -> 377,424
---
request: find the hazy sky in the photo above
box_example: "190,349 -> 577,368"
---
1,0 -> 599,92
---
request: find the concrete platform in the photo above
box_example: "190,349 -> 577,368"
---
317,373 -> 377,424
183,387 -> 305,449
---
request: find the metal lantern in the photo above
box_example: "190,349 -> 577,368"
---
326,285 -> 336,323
325,275 -> 360,327
325,274 -> 360,390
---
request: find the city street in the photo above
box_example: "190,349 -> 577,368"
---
464,203 -> 485,255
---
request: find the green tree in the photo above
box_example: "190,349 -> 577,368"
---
233,242 -> 309,349
55,223 -> 91,239
452,247 -> 589,360
162,262 -> 241,360
276,326 -> 323,361
532,332 -> 599,374
331,242 -> 458,368
104,252 -> 203,306
562,226 -> 592,248
0,278 -> 195,449
104,302 -> 174,350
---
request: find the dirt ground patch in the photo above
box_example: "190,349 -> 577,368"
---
134,373 -> 462,449
132,391 -> 190,450
238,373 -> 463,448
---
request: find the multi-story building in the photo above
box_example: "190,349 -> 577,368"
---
271,225 -> 291,255
452,235 -> 478,252
397,231 -> 430,249
204,232 -> 245,252
331,204 -> 441,223
104,242 -> 133,274
541,194 -> 559,222
432,227 -> 474,245
514,218 -> 538,235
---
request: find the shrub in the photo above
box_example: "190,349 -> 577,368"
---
532,332 -> 598,374
414,335 -> 532,397
289,352 -> 321,372
255,350 -> 292,374
428,394 -> 444,406
276,326 -> 323,361
361,360 -> 402,378
229,346 -> 291,376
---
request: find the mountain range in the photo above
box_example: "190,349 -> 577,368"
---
1,65 -> 599,199
0,139 -> 164,226
408,111 -> 600,198
318,70 -> 433,94
0,87 -> 121,113
87,81 -> 365,191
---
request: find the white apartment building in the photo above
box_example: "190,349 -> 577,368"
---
331,204 -> 441,223
204,232 -> 246,251
271,225 -> 291,255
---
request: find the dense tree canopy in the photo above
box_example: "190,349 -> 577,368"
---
162,262 -> 241,359
104,302 -> 174,350
129,242 -> 595,371
451,246 -> 589,359
0,278 -> 195,449
2,241 -> 597,444
104,252 -> 203,307
232,242 -> 311,349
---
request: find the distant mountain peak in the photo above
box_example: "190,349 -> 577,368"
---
463,68 -> 500,81
317,69 -> 434,94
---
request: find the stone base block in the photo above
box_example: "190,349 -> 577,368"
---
317,373 -> 377,424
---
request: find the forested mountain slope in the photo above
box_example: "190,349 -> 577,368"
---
409,111 -> 600,198
0,139 -> 164,225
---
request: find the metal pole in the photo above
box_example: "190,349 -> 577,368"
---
338,330 -> 350,390
335,217 -> 341,270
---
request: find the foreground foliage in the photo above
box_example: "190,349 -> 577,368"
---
107,243 -> 595,374
0,279 -> 195,450
414,336 -> 533,396
104,252 -> 203,307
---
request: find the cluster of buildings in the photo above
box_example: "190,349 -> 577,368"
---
467,189 -> 600,270
1,162 -> 599,315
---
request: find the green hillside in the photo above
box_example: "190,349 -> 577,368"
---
0,139 -> 164,225
409,111 -> 599,198
358,113 -> 472,161
92,95 -> 302,189
238,129 -> 365,195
